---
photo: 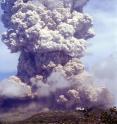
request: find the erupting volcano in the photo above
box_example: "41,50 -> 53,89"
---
0,0 -> 114,118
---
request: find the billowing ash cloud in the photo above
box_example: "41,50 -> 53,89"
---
0,76 -> 32,98
0,0 -> 113,112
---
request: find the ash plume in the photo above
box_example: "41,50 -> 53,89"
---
0,76 -> 32,98
0,0 -> 113,114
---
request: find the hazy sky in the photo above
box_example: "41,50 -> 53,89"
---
83,0 -> 117,68
0,0 -> 117,80
84,0 -> 117,104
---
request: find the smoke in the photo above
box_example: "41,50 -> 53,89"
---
0,0 -> 114,117
0,76 -> 32,98
30,72 -> 70,97
92,53 -> 117,104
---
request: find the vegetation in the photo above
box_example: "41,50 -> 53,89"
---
101,107 -> 117,124
0,107 -> 117,124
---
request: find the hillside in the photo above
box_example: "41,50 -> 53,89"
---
0,107 -> 117,124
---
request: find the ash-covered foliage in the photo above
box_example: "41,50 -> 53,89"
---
0,107 -> 117,124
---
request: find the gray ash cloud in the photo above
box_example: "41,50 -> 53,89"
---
0,0 -> 113,113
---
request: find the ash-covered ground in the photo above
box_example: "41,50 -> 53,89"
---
0,107 -> 117,124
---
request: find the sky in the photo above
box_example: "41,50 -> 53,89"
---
83,0 -> 117,68
84,0 -> 117,104
0,0 -> 117,102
